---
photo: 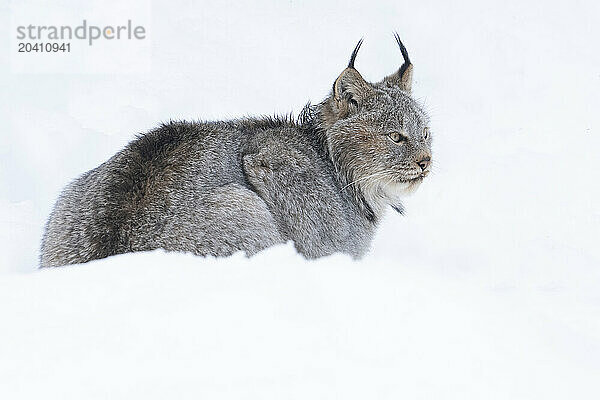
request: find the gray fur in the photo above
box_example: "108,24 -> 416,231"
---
40,36 -> 433,267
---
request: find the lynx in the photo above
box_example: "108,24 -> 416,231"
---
40,34 -> 432,267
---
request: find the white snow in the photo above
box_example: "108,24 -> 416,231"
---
1,0 -> 599,398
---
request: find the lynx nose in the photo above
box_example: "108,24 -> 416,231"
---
417,156 -> 431,171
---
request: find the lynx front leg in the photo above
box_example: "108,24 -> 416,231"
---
242,148 -> 351,258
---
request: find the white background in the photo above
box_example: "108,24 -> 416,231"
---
1,0 -> 599,398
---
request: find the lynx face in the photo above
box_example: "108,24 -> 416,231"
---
323,35 -> 432,212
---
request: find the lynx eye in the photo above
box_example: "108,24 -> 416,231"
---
388,131 -> 406,143
423,127 -> 430,140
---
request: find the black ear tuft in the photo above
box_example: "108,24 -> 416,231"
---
348,38 -> 364,69
383,32 -> 414,92
393,32 -> 411,78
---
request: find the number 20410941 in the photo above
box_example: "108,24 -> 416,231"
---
18,42 -> 71,53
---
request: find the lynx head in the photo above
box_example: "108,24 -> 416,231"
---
319,34 -> 432,216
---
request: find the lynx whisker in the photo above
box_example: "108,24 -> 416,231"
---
341,171 -> 388,191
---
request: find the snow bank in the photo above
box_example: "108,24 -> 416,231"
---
1,245 -> 598,399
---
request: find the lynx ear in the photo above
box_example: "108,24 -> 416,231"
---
332,39 -> 372,116
383,33 -> 413,92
